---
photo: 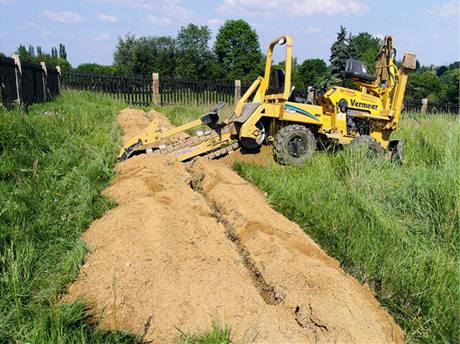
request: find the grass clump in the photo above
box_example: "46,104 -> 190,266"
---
234,114 -> 459,343
0,91 -> 141,343
178,322 -> 232,344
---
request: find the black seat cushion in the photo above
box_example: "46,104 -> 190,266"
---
344,58 -> 377,82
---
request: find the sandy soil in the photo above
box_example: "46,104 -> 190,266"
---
66,108 -> 403,343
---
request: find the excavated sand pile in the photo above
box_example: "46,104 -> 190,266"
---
66,108 -> 403,343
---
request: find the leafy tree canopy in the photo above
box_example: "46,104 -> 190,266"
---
75,63 -> 121,74
114,34 -> 177,76
296,58 -> 329,89
348,32 -> 381,73
175,24 -> 213,79
15,44 -> 71,71
214,19 -> 263,82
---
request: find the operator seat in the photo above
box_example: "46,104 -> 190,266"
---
344,58 -> 377,82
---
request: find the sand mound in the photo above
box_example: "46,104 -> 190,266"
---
220,145 -> 275,166
66,108 -> 403,343
117,108 -> 187,145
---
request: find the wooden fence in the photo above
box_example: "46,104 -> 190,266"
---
62,71 -> 244,107
0,56 -> 61,109
61,71 -> 458,114
159,77 -> 237,106
62,72 -> 153,106
404,98 -> 459,114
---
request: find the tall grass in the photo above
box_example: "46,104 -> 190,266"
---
234,114 -> 459,343
0,91 -> 140,343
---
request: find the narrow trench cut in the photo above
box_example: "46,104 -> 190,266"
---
187,170 -> 283,306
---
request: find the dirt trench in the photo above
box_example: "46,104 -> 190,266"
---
66,108 -> 403,343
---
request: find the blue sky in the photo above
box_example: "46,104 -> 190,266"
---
0,0 -> 459,67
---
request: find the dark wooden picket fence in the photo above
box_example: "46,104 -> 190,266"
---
62,72 -> 153,106
0,57 -> 18,109
159,77 -> 236,106
0,56 -> 61,109
62,71 -> 242,107
403,99 -> 459,114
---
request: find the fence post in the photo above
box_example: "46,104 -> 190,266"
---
12,54 -> 22,105
40,61 -> 48,101
421,98 -> 428,113
56,66 -> 61,95
307,86 -> 315,104
152,72 -> 160,105
234,79 -> 241,103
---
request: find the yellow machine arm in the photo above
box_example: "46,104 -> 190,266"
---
353,35 -> 416,128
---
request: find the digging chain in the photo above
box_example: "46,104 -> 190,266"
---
148,127 -> 239,160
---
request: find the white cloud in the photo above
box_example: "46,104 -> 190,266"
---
145,15 -> 174,26
0,0 -> 13,4
40,10 -> 84,23
306,27 -> 321,33
92,32 -> 111,41
88,0 -> 196,23
41,30 -> 52,36
425,1 -> 459,18
97,13 -> 118,22
217,0 -> 369,17
0,32 -> 8,36
18,21 -> 40,31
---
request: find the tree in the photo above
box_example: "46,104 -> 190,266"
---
438,67 -> 459,109
75,63 -> 120,74
39,55 -> 72,71
16,45 -> 33,63
329,26 -> 349,83
113,34 -> 176,76
296,58 -> 328,89
348,32 -> 381,73
214,19 -> 263,82
113,34 -> 137,74
28,45 -> 35,58
406,70 -> 442,102
15,44 -> 71,70
147,36 -> 176,76
174,24 -> 213,79
59,43 -> 67,59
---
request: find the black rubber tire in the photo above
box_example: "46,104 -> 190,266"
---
349,135 -> 384,157
273,125 -> 316,166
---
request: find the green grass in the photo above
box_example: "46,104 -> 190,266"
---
0,91 -> 141,343
178,322 -> 232,344
233,114 -> 459,343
